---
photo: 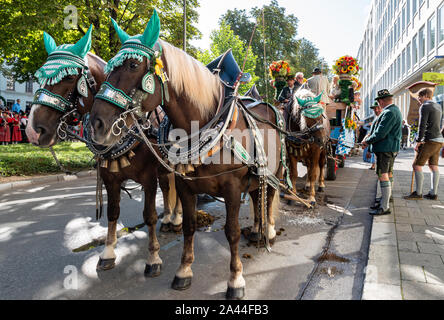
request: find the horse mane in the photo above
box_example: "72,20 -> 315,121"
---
86,52 -> 106,69
160,40 -> 221,120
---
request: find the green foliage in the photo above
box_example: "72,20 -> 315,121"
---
196,21 -> 259,94
0,142 -> 94,176
289,38 -> 330,78
0,0 -> 201,82
220,0 -> 329,100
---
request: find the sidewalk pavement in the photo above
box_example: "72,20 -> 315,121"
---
0,170 -> 96,193
362,149 -> 444,300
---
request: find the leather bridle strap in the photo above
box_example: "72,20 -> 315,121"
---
33,88 -> 73,113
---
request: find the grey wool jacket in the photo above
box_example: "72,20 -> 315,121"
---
417,100 -> 443,142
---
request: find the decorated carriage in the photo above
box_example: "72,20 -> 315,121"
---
27,9 -> 324,301
324,55 -> 362,180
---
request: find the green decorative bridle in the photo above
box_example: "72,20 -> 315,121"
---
96,10 -> 169,113
296,92 -> 325,119
33,25 -> 98,141
33,25 -> 96,114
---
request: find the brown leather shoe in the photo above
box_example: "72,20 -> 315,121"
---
369,207 -> 391,216
424,193 -> 438,200
403,192 -> 423,200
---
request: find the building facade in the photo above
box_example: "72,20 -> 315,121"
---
358,0 -> 444,120
0,67 -> 39,112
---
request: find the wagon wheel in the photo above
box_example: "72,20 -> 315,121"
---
326,142 -> 337,181
338,155 -> 345,168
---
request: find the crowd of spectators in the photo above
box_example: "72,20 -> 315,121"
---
0,99 -> 29,145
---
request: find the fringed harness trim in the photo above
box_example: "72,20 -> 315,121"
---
35,48 -> 86,86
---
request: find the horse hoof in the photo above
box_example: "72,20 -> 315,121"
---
248,232 -> 262,243
226,286 -> 245,300
269,237 -> 276,246
144,264 -> 162,278
96,258 -> 116,271
160,223 -> 171,233
310,201 -> 316,207
171,223 -> 182,233
171,276 -> 192,291
318,187 -> 325,192
287,200 -> 295,206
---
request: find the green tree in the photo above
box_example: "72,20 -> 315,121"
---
220,0 -> 329,98
197,21 -> 258,94
290,38 -> 330,78
0,0 -> 201,82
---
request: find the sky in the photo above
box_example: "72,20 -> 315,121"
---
191,0 -> 372,67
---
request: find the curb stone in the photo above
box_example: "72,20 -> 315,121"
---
0,170 -> 96,192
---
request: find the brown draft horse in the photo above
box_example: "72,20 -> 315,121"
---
286,89 -> 330,205
25,35 -> 181,277
89,13 -> 282,300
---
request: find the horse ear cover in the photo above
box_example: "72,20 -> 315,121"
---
70,25 -> 93,58
142,9 -> 160,48
43,32 -> 57,55
296,97 -> 305,107
111,18 -> 130,44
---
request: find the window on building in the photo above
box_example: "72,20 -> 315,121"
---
407,42 -> 411,71
397,55 -> 401,79
25,80 -> 33,93
402,5 -> 406,32
412,0 -> 417,16
402,49 -> 406,76
6,99 -> 14,108
6,75 -> 15,91
428,15 -> 436,52
407,0 -> 410,25
419,25 -> 425,59
25,101 -> 32,112
412,34 -> 418,65
439,4 -> 444,43
397,16 -> 401,39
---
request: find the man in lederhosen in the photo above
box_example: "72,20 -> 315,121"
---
404,88 -> 444,200
362,89 -> 403,216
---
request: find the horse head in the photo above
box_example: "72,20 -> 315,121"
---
90,10 -> 165,146
26,26 -> 106,147
90,9 -> 220,146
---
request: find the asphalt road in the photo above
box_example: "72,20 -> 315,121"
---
0,154 -> 376,300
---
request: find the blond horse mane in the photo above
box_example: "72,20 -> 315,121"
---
160,40 -> 221,120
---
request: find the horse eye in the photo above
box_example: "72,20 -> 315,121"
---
129,61 -> 139,69
65,75 -> 76,82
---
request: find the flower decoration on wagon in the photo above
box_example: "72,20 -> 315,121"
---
351,76 -> 362,91
268,60 -> 292,101
345,116 -> 358,130
332,55 -> 361,106
269,60 -> 291,79
333,55 -> 360,78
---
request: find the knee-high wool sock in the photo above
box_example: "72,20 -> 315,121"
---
415,171 -> 424,195
381,180 -> 391,211
431,171 -> 440,196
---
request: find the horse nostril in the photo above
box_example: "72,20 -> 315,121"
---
93,118 -> 104,133
37,126 -> 46,136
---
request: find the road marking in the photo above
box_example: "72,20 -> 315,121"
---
0,191 -> 100,208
